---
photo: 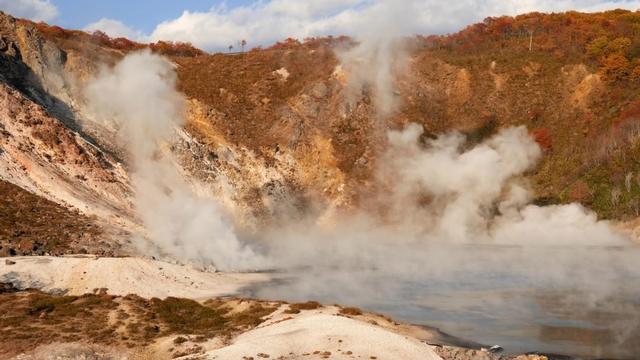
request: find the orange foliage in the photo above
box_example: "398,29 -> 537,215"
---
421,10 -> 640,82
149,41 -> 205,57
531,128 -> 553,150
600,53 -> 631,80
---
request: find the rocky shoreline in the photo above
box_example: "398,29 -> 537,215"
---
0,256 -> 600,360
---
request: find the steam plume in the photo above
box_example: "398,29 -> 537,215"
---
337,0 -> 417,118
84,50 -> 263,271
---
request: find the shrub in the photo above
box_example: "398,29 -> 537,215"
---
587,36 -> 609,57
152,297 -> 226,335
288,301 -> 321,311
339,307 -> 363,316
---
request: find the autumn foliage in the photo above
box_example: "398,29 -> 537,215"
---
531,128 -> 553,151
21,20 -> 204,57
423,9 -> 640,82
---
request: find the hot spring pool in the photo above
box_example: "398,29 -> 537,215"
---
245,244 -> 640,359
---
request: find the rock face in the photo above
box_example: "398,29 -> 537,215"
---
0,13 -> 134,252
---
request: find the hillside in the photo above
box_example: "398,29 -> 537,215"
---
19,10 -> 640,222
1,9 -> 640,253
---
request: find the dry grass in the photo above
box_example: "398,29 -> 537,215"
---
0,180 -> 103,257
0,288 -> 279,357
339,307 -> 363,316
284,301 -> 322,314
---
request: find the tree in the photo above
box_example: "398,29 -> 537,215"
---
587,36 -> 609,57
228,45 -> 233,53
240,39 -> 246,53
608,37 -> 632,55
601,53 -> 631,81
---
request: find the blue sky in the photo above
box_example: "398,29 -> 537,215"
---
1,0 -> 639,51
52,1 -> 252,32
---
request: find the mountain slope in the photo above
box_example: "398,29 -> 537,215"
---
2,10 -> 640,254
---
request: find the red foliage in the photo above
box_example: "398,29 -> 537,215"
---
531,128 -> 553,150
569,180 -> 591,202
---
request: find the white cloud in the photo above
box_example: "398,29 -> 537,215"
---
0,0 -> 57,22
148,0 -> 640,52
84,18 -> 147,42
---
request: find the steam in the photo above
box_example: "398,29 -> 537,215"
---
78,39 -> 638,356
263,125 -> 629,270
84,50 -> 263,271
374,124 -> 627,246
337,0 -> 417,118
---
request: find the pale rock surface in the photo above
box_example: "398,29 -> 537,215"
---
186,309 -> 443,360
0,256 -> 268,298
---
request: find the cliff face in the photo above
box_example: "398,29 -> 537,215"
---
2,10 -> 640,254
0,13 -> 133,253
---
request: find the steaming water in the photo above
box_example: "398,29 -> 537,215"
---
247,244 -> 640,359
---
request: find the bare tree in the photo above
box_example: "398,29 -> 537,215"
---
228,45 -> 233,53
241,39 -> 247,53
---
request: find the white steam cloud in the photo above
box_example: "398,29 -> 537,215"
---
336,1 -> 416,118
264,124 -> 629,269
375,124 -> 628,247
83,50 -> 263,271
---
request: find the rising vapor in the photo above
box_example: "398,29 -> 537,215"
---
84,50 -> 264,271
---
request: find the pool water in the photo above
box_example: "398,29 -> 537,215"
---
246,244 -> 640,359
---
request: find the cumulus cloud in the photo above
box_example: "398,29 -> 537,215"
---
149,0 -> 640,51
0,0 -> 57,21
84,18 -> 147,42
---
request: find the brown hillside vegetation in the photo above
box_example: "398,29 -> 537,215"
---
0,286 -> 280,358
0,180 -> 104,256
172,10 -> 640,219
6,10 -> 640,220
416,9 -> 640,218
